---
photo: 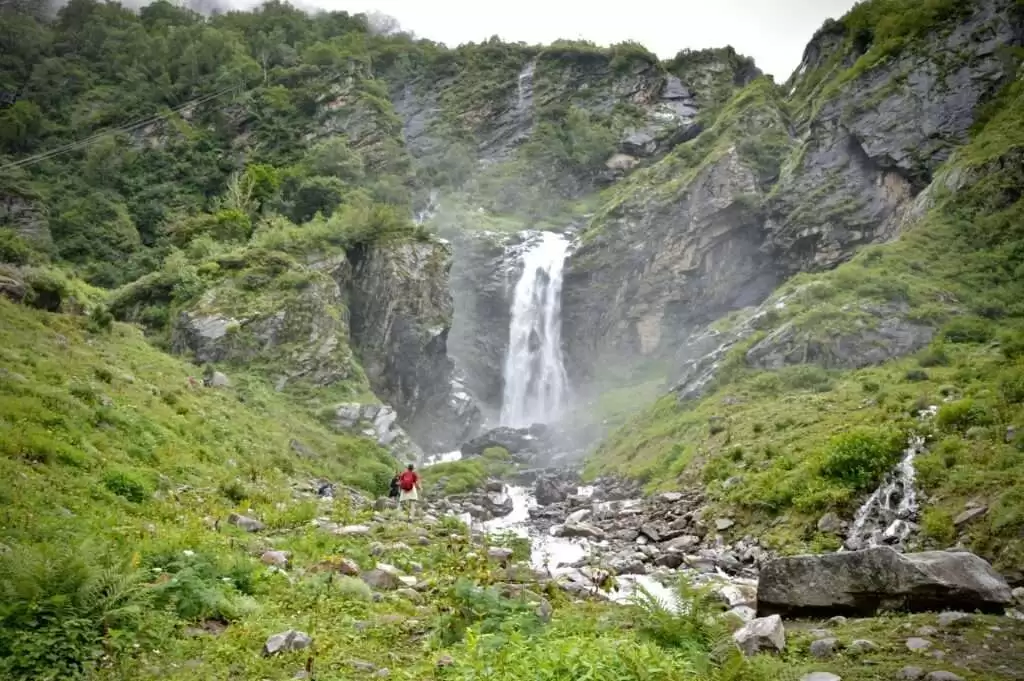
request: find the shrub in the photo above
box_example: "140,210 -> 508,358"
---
778,365 -> 835,393
917,345 -> 950,367
0,229 -> 34,265
998,367 -> 1024,404
0,545 -> 154,681
334,575 -> 372,601
85,305 -> 114,334
904,369 -> 929,382
148,551 -> 259,622
219,479 -> 250,503
819,427 -> 905,492
920,508 -> 956,544
102,469 -> 150,503
936,398 -> 996,433
941,317 -> 993,344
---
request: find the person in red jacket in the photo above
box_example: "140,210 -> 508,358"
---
397,463 -> 420,518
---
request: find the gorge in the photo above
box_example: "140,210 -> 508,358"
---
2,0 -> 1024,679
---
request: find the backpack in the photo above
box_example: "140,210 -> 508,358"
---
399,471 -> 417,491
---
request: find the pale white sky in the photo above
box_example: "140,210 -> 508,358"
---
311,0 -> 860,80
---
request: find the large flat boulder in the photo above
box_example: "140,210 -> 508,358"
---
757,547 -> 1012,618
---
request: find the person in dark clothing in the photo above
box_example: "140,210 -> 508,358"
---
388,471 -> 401,498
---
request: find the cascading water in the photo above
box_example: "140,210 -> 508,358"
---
500,232 -> 570,427
517,59 -> 536,112
843,406 -> 937,551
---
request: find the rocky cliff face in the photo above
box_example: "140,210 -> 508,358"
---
560,0 -> 1023,387
347,238 -> 481,451
766,0 -> 1022,273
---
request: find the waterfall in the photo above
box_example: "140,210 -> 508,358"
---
517,59 -> 536,112
843,406 -> 937,551
500,231 -> 569,428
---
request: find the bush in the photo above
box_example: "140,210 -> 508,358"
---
917,345 -> 950,367
920,508 -> 956,544
941,317 -> 994,344
936,398 -> 996,433
904,369 -> 929,382
334,575 -> 372,601
148,551 -> 259,622
102,469 -> 150,503
998,367 -> 1024,404
85,305 -> 114,334
819,427 -> 905,492
0,545 -> 154,681
0,229 -> 34,265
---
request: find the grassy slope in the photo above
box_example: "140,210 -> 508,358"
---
0,300 -> 819,681
588,12 -> 1024,569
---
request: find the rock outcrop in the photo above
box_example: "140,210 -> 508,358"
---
330,403 -> 423,463
171,255 -> 359,388
563,86 -> 789,383
768,0 -> 1021,273
757,547 -> 1013,618
348,238 -> 481,452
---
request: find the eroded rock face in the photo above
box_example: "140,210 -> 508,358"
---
0,190 -> 50,249
331,403 -> 423,463
171,255 -> 359,389
564,146 -> 781,382
767,0 -> 1021,273
757,547 -> 1013,618
745,302 -> 936,371
348,238 -> 482,451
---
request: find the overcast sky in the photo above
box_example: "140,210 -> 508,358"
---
309,0 -> 860,81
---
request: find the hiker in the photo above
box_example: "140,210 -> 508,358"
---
388,471 -> 401,499
397,463 -> 419,517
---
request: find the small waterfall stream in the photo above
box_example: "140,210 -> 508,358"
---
517,59 -> 536,113
500,232 -> 570,427
843,406 -> 937,551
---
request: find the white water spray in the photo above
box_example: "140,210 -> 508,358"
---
517,59 -> 536,112
501,232 -> 570,427
844,406 -> 937,551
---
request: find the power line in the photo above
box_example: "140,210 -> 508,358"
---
0,85 -> 242,172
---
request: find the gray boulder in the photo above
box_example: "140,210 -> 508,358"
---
809,637 -> 839,659
263,630 -> 312,656
733,614 -> 786,656
227,513 -> 264,533
757,547 -> 1012,617
461,426 -> 540,458
534,475 -> 572,506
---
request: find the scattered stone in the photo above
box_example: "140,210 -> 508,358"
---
374,669 -> 390,677
848,639 -> 878,655
826,615 -> 847,627
733,614 -> 786,656
809,637 -> 839,659
757,547 -> 1012,617
924,673 -> 963,681
554,522 -> 606,540
660,492 -> 683,503
1013,586 -> 1024,606
487,547 -> 514,564
536,598 -> 553,623
1005,608 -> 1024,620
437,655 -> 455,668
350,660 -> 377,672
375,497 -> 397,512
334,524 -> 371,536
663,534 -> 701,552
726,605 -> 756,622
953,506 -> 987,527
897,667 -> 925,680
916,626 -> 938,637
905,637 -> 932,652
206,371 -> 231,388
361,567 -> 403,591
395,588 -> 421,602
227,513 -> 264,533
260,550 -> 290,568
801,674 -> 841,681
715,518 -> 735,531
937,611 -> 973,628
639,524 -> 662,542
263,630 -> 312,656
